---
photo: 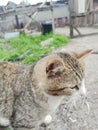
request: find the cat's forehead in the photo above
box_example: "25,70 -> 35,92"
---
43,52 -> 80,68
57,52 -> 73,59
56,52 -> 78,63
48,52 -> 75,60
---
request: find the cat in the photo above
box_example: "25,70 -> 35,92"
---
0,50 -> 92,130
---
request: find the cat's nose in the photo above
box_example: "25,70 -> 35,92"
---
79,85 -> 87,96
79,80 -> 87,96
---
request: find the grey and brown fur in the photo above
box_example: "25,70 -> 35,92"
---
0,50 -> 92,130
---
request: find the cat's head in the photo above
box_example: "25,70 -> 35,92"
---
43,50 -> 92,96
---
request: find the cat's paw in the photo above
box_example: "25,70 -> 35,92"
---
40,115 -> 52,128
44,115 -> 52,125
0,117 -> 10,127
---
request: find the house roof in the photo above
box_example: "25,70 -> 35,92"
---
6,1 -> 17,6
35,5 -> 69,22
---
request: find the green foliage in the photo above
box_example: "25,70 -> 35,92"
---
0,33 -> 69,64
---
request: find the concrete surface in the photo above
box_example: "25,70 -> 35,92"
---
48,27 -> 98,130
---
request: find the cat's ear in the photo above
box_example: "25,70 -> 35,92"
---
73,49 -> 93,59
46,59 -> 64,77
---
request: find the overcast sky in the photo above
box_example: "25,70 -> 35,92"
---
0,0 -> 57,6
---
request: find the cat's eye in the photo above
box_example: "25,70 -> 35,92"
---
71,85 -> 79,90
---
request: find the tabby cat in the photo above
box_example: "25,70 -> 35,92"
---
0,50 -> 92,130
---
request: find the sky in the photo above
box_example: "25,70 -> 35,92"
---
0,0 -> 57,6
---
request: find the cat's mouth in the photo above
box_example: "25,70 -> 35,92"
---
48,87 -> 66,92
48,85 -> 79,92
47,87 -> 72,96
47,85 -> 79,96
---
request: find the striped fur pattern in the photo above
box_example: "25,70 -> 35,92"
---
0,50 -> 91,130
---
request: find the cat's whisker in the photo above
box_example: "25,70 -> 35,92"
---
85,101 -> 90,114
81,97 -> 86,107
81,96 -> 90,114
65,96 -> 78,117
65,92 -> 89,118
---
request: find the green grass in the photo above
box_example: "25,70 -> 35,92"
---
0,33 -> 69,64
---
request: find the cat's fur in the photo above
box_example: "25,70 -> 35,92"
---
0,50 -> 91,130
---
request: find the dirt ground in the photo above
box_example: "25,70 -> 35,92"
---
1,27 -> 98,130
40,27 -> 98,130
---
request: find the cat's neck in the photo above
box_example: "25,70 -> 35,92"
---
45,93 -> 64,113
33,81 -> 64,113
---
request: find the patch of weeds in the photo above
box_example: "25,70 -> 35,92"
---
0,33 -> 69,64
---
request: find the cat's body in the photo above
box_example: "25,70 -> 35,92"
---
0,50 -> 91,130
